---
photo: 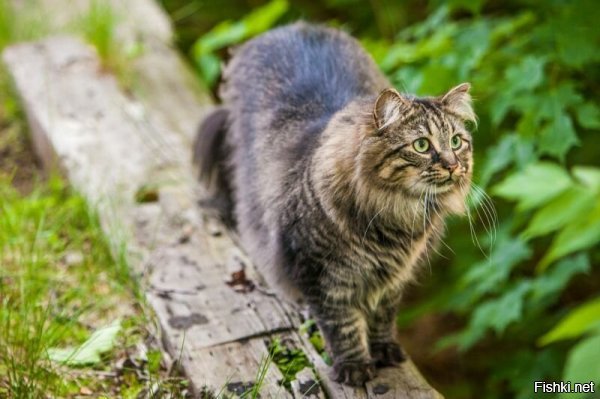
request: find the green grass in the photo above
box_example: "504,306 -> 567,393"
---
80,0 -> 119,64
0,0 -> 48,51
0,174 -> 190,397
75,0 -> 143,86
0,1 -> 187,396
0,0 -> 141,90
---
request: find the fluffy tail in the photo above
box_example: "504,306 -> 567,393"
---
193,106 -> 234,226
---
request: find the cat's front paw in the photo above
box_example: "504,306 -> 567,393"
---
332,361 -> 376,386
370,342 -> 406,367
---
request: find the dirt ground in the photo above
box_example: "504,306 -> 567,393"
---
0,118 -> 39,193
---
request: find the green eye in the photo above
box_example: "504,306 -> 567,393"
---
451,134 -> 462,150
413,138 -> 430,153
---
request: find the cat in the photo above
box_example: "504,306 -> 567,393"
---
194,21 -> 475,386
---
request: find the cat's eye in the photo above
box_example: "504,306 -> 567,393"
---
413,138 -> 430,153
450,134 -> 462,150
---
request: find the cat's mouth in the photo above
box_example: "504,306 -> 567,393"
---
429,176 -> 461,193
407,170 -> 466,196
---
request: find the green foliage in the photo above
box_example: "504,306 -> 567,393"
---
493,162 -> 573,211
299,319 -> 331,365
441,254 -> 591,352
561,334 -> 600,399
494,162 -> 600,270
269,338 -> 311,388
192,0 -> 289,87
540,298 -> 600,346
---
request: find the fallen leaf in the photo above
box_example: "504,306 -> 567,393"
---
48,320 -> 122,366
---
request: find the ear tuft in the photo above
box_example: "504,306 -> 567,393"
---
373,88 -> 409,130
440,83 -> 476,124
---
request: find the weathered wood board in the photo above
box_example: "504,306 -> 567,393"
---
3,36 -> 291,398
3,1 -> 444,397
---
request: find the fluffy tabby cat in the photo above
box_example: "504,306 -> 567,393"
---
194,22 -> 476,386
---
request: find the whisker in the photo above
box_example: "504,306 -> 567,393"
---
460,180 -> 487,257
409,187 -> 425,245
422,187 -> 433,268
427,189 -> 454,257
473,193 -> 494,241
361,207 -> 385,245
469,184 -> 498,252
471,184 -> 498,244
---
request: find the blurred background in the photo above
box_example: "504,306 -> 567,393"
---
1,0 -> 599,398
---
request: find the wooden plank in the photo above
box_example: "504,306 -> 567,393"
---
4,1 -> 444,396
36,0 -> 214,136
2,37 -> 291,397
291,368 -> 325,399
145,242 -> 293,349
366,367 -> 443,399
185,338 -> 292,398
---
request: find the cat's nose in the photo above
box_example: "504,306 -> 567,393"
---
440,154 -> 459,173
445,162 -> 459,173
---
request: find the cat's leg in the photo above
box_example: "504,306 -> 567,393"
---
368,296 -> 406,367
313,304 -> 375,386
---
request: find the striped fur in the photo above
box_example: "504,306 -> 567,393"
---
196,22 -> 475,386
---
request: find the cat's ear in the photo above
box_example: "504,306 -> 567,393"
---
373,88 -> 409,130
439,83 -> 476,124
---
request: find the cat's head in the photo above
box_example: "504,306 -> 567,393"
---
358,83 -> 475,211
